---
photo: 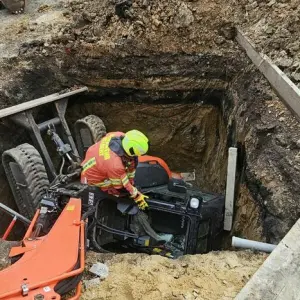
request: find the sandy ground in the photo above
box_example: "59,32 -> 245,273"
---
81,251 -> 267,300
0,241 -> 266,299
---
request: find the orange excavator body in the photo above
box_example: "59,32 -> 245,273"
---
138,155 -> 183,179
0,198 -> 85,300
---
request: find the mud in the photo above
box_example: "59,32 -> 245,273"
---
81,251 -> 267,300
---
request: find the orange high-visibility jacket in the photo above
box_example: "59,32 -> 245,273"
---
80,132 -> 138,197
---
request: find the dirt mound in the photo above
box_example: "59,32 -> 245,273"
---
239,0 -> 300,86
62,0 -> 240,55
82,251 -> 267,300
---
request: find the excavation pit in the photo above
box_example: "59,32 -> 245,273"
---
0,72 -> 262,251
66,89 -> 230,193
0,42 -> 290,249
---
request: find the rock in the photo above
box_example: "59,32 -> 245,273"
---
82,11 -> 94,22
74,29 -> 82,36
183,292 -> 194,300
225,255 -> 241,269
291,73 -> 300,82
181,262 -> 189,268
152,18 -> 161,27
255,123 -> 276,132
89,262 -> 109,279
288,42 -> 300,52
267,0 -> 275,6
265,26 -> 275,35
62,10 -> 70,16
173,3 -> 194,28
275,134 -> 288,147
83,277 -> 101,289
141,0 -> 148,8
86,36 -> 97,43
219,23 -> 236,40
245,1 -> 258,10
135,20 -> 144,27
276,57 -> 293,68
215,36 -> 225,45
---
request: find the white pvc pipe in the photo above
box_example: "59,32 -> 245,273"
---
232,236 -> 277,253
224,147 -> 238,231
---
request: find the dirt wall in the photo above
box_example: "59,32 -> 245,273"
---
67,100 -> 228,193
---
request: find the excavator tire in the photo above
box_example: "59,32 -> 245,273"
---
74,115 -> 107,158
2,143 -> 49,219
1,0 -> 25,14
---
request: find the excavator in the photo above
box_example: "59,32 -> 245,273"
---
1,0 -> 25,14
0,86 -> 225,299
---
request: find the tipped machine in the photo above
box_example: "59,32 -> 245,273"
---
0,86 -> 227,299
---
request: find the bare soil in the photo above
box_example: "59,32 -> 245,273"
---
239,0 -> 300,87
0,239 -> 20,270
82,251 -> 267,300
66,101 -> 228,192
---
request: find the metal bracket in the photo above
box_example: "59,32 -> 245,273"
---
54,99 -> 80,161
7,87 -> 88,181
10,111 -> 58,180
21,284 -> 29,296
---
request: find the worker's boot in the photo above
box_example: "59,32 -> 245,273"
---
1,0 -> 25,14
131,211 -> 163,242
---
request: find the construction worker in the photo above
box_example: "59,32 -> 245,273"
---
81,130 -> 149,210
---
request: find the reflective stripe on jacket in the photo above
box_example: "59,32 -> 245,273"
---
80,131 -> 138,197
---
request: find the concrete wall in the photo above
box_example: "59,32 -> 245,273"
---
235,218 -> 300,299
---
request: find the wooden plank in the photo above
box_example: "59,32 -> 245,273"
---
236,219 -> 300,299
236,28 -> 300,121
224,147 -> 237,231
0,86 -> 88,119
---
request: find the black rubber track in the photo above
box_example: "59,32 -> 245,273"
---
74,115 -> 107,158
2,143 -> 49,219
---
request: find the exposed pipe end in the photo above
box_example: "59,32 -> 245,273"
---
232,236 -> 277,253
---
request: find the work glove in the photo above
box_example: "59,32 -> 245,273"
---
134,192 -> 149,210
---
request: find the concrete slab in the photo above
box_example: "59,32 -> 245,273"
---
224,147 -> 237,231
235,219 -> 300,299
